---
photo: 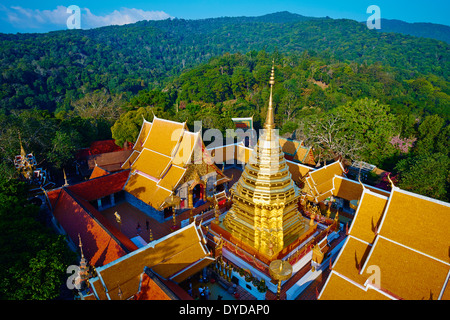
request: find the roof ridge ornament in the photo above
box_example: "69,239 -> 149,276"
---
387,173 -> 395,189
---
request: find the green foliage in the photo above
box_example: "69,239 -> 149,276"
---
334,98 -> 398,166
395,152 -> 449,202
111,106 -> 156,147
46,130 -> 80,169
0,15 -> 448,114
0,177 -> 76,299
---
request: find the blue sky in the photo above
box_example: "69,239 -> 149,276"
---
0,0 -> 448,33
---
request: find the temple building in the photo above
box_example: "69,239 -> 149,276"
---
121,115 -> 231,222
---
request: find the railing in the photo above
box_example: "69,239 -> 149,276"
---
286,220 -> 338,266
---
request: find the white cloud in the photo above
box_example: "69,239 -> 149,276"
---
0,5 -> 172,32
82,7 -> 172,28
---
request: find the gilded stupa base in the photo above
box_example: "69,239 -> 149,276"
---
211,214 -> 317,265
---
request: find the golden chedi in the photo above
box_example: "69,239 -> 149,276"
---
223,65 -> 309,257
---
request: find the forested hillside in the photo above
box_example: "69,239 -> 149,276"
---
0,12 -> 449,198
377,19 -> 450,44
0,12 -> 448,113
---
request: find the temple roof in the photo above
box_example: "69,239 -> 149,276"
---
50,188 -> 132,267
89,165 -> 110,180
319,186 -> 450,300
89,222 -> 214,300
47,170 -> 137,267
302,161 -> 390,203
122,116 -> 227,210
279,137 -> 315,166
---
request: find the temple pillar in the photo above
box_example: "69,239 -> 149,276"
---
201,183 -> 206,201
188,189 -> 193,208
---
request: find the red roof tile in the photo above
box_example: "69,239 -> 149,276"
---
89,139 -> 124,155
134,273 -> 172,300
67,170 -> 130,202
46,188 -> 62,209
67,190 -> 139,253
52,188 -> 129,267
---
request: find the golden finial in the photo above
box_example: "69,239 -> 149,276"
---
19,134 -> 26,158
387,173 -> 395,188
264,62 -> 276,134
78,233 -> 85,259
63,169 -> 69,186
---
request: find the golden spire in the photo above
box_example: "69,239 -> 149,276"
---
264,62 -> 276,133
19,133 -> 26,158
63,169 -> 69,186
78,233 -> 85,259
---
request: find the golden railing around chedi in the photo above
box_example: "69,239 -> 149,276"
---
222,241 -> 270,274
286,219 -> 339,266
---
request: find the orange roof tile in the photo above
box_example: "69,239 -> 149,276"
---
87,149 -> 133,170
124,172 -> 172,209
320,183 -> 450,300
66,170 -> 130,202
69,191 -> 139,253
52,189 -> 129,267
319,272 -> 391,300
378,188 -> 450,262
134,273 -> 172,300
361,236 -> 449,300
332,176 -> 390,202
441,282 -> 450,300
332,236 -> 372,286
143,117 -> 186,157
91,223 -> 212,300
285,159 -> 313,183
157,165 -> 186,190
279,137 -> 301,155
172,131 -> 198,166
121,150 -> 140,170
89,165 -> 110,179
46,188 -> 62,209
134,120 -> 152,152
131,148 -> 172,179
309,161 -> 344,186
349,190 -> 388,243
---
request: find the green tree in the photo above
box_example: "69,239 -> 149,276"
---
334,98 -> 398,166
0,177 -> 76,299
413,114 -> 446,155
46,130 -> 81,169
395,152 -> 449,202
111,106 -> 155,147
